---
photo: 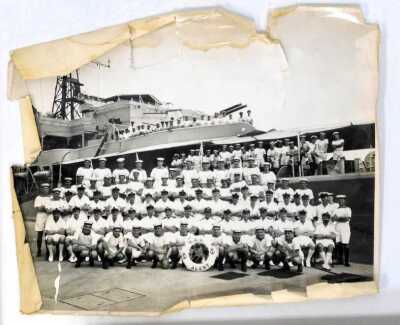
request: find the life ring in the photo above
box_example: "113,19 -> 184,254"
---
181,240 -> 219,272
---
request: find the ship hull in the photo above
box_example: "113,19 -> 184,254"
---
35,122 -> 257,166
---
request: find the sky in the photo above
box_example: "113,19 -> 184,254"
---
25,13 -> 377,132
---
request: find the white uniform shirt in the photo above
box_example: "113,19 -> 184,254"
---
202,233 -> 226,246
260,171 -> 276,185
76,167 -> 94,183
150,167 -> 169,184
34,195 -> 51,217
293,220 -> 315,236
93,168 -> 112,182
243,167 -> 261,183
334,207 -> 352,224
127,181 -> 144,194
198,170 -> 214,184
213,169 -> 229,187
65,216 -> 85,235
45,216 -> 66,232
130,169 -> 148,183
98,185 -> 112,199
251,234 -> 273,252
275,237 -> 301,257
47,198 -> 69,213
314,223 -> 336,238
88,217 -> 108,234
105,197 -> 127,212
274,219 -> 295,232
145,234 -> 172,252
112,168 -> 130,182
208,199 -> 229,215
107,215 -> 124,229
316,204 -> 337,223
124,233 -> 146,248
275,187 -> 295,203
295,188 -> 314,201
104,232 -> 124,251
69,195 -> 91,211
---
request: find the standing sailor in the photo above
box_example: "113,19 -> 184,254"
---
93,157 -> 112,186
332,194 -> 352,266
150,157 -> 169,186
113,157 -> 130,182
34,183 -> 51,257
76,159 -> 94,187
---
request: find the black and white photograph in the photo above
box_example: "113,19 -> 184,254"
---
8,5 -> 378,314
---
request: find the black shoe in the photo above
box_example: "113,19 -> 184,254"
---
75,260 -> 81,268
264,263 -> 271,270
102,259 -> 109,269
36,251 -> 42,258
228,261 -> 236,269
344,262 -> 351,267
151,260 -> 158,269
89,258 -> 94,267
241,261 -> 247,272
131,259 -> 137,266
217,260 -> 225,271
282,263 -> 291,272
297,264 -> 303,273
126,261 -> 132,269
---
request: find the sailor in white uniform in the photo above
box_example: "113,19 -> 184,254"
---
93,157 -> 112,186
34,183 -> 51,257
314,212 -> 336,270
112,157 -> 130,183
76,159 -> 94,187
332,194 -> 352,266
130,159 -> 148,183
150,157 -> 169,186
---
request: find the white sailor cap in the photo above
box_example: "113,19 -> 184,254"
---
41,183 -> 50,187
336,194 -> 347,199
52,188 -> 61,192
111,206 -> 120,211
98,157 -> 107,161
212,223 -> 221,229
136,159 -> 143,163
89,176 -> 97,181
283,227 -> 294,233
280,178 -> 289,182
299,178 -> 309,183
255,225 -> 265,231
146,177 -> 154,181
116,157 -> 125,163
233,157 -> 241,161
157,157 -> 164,161
332,131 -> 340,135
247,156 -> 255,161
84,158 -> 91,162
262,162 -> 271,166
153,221 -> 163,228
64,177 -> 72,181
217,158 -> 225,163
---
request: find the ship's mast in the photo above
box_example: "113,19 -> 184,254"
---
51,71 -> 84,120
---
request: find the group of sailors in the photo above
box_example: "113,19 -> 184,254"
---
33,154 -> 352,273
116,109 -> 254,140
166,132 -> 345,178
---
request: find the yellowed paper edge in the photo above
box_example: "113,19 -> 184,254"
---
11,176 -> 43,314
19,96 -> 42,164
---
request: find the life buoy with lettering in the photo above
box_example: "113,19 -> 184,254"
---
182,240 -> 219,272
